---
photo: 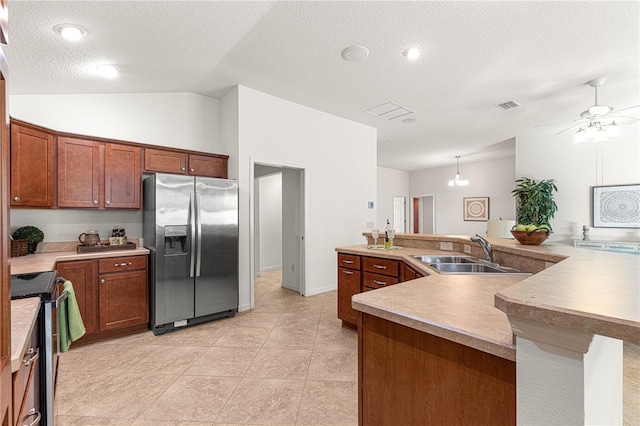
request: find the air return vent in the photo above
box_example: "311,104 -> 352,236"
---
365,102 -> 414,120
495,100 -> 521,110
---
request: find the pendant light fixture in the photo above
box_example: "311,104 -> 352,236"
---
448,155 -> 469,187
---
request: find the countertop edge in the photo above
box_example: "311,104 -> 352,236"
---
11,297 -> 41,373
353,298 -> 516,361
9,247 -> 150,274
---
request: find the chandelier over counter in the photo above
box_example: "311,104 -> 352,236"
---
448,155 -> 469,187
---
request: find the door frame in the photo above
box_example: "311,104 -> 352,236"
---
249,158 -> 308,307
411,194 -> 436,234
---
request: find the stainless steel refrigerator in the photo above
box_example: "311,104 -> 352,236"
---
143,173 -> 238,335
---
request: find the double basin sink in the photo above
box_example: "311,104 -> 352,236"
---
413,255 -> 528,274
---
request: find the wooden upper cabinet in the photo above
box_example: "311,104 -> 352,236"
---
188,153 -> 227,178
57,137 -> 101,208
58,138 -> 141,209
143,148 -> 187,174
143,148 -> 228,178
104,144 -> 141,209
10,123 -> 55,208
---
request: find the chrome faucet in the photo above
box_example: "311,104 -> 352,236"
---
470,234 -> 494,264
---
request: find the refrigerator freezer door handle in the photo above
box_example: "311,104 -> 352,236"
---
189,192 -> 196,278
195,191 -> 202,277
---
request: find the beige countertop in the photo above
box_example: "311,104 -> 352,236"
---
341,235 -> 640,361
340,244 -> 526,361
10,297 -> 41,373
9,247 -> 150,274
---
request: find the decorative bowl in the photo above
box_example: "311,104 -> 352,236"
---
510,230 -> 549,245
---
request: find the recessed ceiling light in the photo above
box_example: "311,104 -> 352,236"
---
402,118 -> 417,123
341,45 -> 369,62
96,64 -> 119,78
403,47 -> 420,60
53,23 -> 88,41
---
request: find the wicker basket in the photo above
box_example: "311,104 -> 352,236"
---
11,238 -> 29,257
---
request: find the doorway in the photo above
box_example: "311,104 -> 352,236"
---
252,161 -> 307,300
393,196 -> 406,233
412,195 -> 435,234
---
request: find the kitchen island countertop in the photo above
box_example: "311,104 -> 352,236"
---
340,234 -> 640,361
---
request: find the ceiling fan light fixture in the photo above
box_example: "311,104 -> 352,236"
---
588,105 -> 613,116
585,124 -> 598,138
606,121 -> 621,137
594,128 -> 608,142
574,129 -> 588,144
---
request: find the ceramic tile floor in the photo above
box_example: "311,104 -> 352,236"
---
56,269 -> 639,425
56,270 -> 358,426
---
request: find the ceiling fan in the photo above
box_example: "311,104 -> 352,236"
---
536,78 -> 640,143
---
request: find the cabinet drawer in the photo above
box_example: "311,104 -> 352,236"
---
338,253 -> 361,270
98,255 -> 147,273
363,272 -> 399,290
363,256 -> 399,277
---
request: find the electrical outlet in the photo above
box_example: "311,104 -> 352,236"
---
463,244 -> 471,254
366,222 -> 374,229
440,242 -> 453,251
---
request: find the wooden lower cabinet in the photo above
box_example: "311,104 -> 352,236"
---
337,267 -> 360,328
359,313 -> 516,425
56,254 -> 148,343
12,318 -> 39,426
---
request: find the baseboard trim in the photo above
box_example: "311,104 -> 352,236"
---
303,284 -> 337,297
260,265 -> 282,272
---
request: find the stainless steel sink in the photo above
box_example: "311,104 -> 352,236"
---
428,263 -> 506,273
412,254 -> 529,274
412,255 -> 476,264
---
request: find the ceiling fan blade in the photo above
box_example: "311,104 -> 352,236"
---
610,115 -> 640,122
534,120 -> 576,128
612,104 -> 640,114
556,122 -> 586,135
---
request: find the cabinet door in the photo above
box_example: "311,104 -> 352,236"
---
56,260 -> 98,336
338,267 -> 360,326
104,144 -> 141,209
187,154 -> 227,178
10,123 -> 55,207
143,148 -> 187,174
99,270 -> 148,331
57,137 -> 102,208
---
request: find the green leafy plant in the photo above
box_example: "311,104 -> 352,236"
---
511,177 -> 558,231
12,225 -> 45,243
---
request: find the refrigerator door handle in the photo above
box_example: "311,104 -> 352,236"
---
189,192 -> 196,278
195,191 -> 202,277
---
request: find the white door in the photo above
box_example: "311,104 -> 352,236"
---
393,196 -> 405,233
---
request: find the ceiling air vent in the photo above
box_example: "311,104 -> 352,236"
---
365,102 -> 414,120
495,100 -> 521,110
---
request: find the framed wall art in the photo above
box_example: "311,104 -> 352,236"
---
464,197 -> 489,221
593,184 -> 640,228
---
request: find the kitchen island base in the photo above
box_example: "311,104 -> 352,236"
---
359,313 -> 515,425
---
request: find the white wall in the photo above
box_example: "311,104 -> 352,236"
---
10,93 -> 221,153
258,173 -> 282,271
376,166 -> 410,230
9,92 -> 222,242
516,123 -> 640,243
409,157 -> 516,236
228,85 -> 377,309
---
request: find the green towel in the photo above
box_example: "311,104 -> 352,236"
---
59,280 -> 86,352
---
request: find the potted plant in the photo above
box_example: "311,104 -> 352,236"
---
12,225 -> 45,254
510,177 -> 558,245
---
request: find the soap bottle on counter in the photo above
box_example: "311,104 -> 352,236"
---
384,219 -> 392,249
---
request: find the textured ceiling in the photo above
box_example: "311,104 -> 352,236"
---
7,1 -> 640,171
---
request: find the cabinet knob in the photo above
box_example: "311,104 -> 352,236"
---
23,409 -> 41,426
106,200 -> 111,206
13,196 -> 20,202
190,168 -> 195,172
181,167 -> 186,171
93,200 -> 99,205
23,347 -> 39,366
100,279 -> 106,284
115,262 -> 132,267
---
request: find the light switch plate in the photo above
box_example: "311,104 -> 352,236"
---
440,242 -> 453,251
